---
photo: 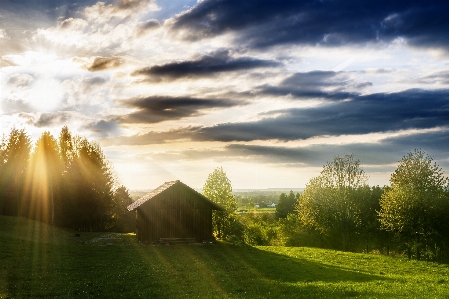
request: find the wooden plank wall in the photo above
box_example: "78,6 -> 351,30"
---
137,184 -> 213,243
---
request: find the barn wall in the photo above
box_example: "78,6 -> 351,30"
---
137,184 -> 214,243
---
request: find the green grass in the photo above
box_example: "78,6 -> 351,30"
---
1,216 -> 449,298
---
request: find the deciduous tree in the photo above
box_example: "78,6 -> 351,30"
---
378,149 -> 449,256
298,154 -> 369,250
203,167 -> 237,239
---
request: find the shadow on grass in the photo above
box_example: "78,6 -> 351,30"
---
1,218 -> 390,299
129,241 -> 390,298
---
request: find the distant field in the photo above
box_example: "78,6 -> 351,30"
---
236,207 -> 276,213
1,216 -> 449,298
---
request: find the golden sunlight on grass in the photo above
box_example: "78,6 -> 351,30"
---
2,216 -> 449,298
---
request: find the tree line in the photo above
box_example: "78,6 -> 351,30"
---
205,151 -> 449,262
0,127 -> 134,232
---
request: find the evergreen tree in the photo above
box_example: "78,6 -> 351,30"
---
275,190 -> 299,219
2,128 -> 31,216
26,132 -> 62,224
112,186 -> 134,232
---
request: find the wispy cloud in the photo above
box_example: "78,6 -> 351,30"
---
116,95 -> 248,124
132,50 -> 280,82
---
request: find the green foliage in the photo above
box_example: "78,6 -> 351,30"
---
0,128 -> 31,216
0,127 -> 120,231
379,149 -> 449,251
112,186 -> 135,232
298,154 -> 369,251
239,213 -> 277,245
203,167 -> 238,239
275,190 -> 299,219
65,135 -> 116,231
25,132 -> 63,224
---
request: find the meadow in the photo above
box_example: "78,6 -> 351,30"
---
1,216 -> 449,298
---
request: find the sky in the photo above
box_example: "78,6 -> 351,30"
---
1,0 -> 449,190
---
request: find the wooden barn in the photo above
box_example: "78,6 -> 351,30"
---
127,180 -> 225,243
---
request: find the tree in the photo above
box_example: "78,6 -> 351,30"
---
112,186 -> 134,232
0,135 -> 7,215
275,190 -> 299,219
203,167 -> 238,239
298,154 -> 369,250
1,128 -> 31,216
26,132 -> 62,224
70,138 -> 116,231
378,149 -> 449,258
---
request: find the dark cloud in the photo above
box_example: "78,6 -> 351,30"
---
139,129 -> 449,172
81,75 -> 108,93
258,71 -> 371,100
0,0 -> 98,27
417,71 -> 449,85
117,0 -> 151,10
84,120 -> 120,138
106,88 -> 449,144
224,129 -> 449,167
87,56 -> 125,72
34,112 -> 72,127
100,126 -> 200,146
169,0 -> 449,50
117,96 -> 247,124
136,19 -> 160,36
83,76 -> 107,86
191,89 -> 449,142
132,50 -> 280,81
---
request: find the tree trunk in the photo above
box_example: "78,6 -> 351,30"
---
51,183 -> 54,225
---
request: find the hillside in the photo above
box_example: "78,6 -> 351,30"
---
1,216 -> 449,298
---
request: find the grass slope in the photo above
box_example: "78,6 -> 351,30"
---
1,216 -> 449,298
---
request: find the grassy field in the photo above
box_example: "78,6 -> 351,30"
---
1,216 -> 449,298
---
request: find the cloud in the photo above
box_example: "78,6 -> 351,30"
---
168,0 -> 449,50
135,19 -> 160,36
117,96 -> 247,124
0,29 -> 8,39
59,18 -> 89,30
87,56 -> 125,72
105,88 -> 449,144
222,129 -> 449,167
1,99 -> 33,114
83,120 -> 120,138
34,0 -> 158,56
417,71 -> 449,85
83,0 -> 156,21
0,58 -> 16,68
34,112 -> 72,127
131,50 -> 280,82
100,126 -> 200,146
6,74 -> 35,88
129,129 -> 449,171
258,71 -> 371,100
192,89 -> 449,142
117,0 -> 152,10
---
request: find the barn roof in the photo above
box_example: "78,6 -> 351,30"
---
127,180 -> 225,212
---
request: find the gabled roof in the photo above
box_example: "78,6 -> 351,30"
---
127,180 -> 225,212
